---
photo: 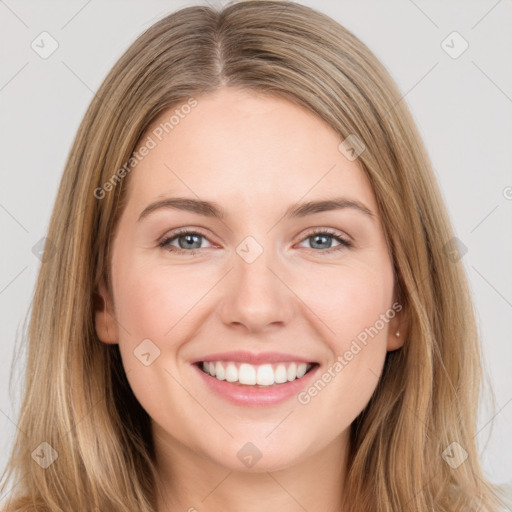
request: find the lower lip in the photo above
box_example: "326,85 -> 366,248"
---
192,363 -> 320,407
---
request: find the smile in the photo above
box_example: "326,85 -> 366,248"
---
197,361 -> 316,387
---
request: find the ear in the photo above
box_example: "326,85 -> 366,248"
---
93,278 -> 119,345
386,299 -> 407,352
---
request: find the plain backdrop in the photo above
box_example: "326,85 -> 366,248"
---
1,0 -> 511,493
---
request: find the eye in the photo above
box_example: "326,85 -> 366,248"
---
158,227 -> 352,256
297,228 -> 352,255
158,229 -> 212,255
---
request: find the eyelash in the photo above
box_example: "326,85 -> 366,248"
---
158,227 -> 352,256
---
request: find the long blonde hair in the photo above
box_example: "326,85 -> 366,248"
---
1,1 -> 507,510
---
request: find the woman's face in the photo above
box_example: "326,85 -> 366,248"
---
96,87 -> 404,472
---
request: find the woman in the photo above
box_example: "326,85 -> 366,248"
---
1,1 -> 507,510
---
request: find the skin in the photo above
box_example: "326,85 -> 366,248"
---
95,86 -> 406,512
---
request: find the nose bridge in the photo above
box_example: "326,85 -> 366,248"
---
219,234 -> 293,331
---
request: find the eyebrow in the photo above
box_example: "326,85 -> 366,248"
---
137,196 -> 375,222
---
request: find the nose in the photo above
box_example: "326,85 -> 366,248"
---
218,244 -> 295,333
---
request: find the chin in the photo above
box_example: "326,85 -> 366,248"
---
205,435 -> 312,474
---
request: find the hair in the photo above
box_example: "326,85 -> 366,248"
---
1,1 -> 508,511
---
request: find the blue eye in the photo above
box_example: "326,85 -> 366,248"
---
158,229 -> 209,255
298,229 -> 352,254
158,228 -> 352,256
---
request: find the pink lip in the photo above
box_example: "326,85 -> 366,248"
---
189,350 -> 316,365
192,362 -> 320,407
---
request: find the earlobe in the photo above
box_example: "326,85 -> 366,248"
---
94,280 -> 118,345
387,327 -> 405,351
386,303 -> 407,351
385,291 -> 407,351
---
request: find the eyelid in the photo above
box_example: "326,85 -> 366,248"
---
297,226 -> 352,243
158,226 -> 213,244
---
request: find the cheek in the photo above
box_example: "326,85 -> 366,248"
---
111,258 -> 214,414
294,265 -> 393,417
113,259 -> 201,343
111,262 -> 194,431
298,262 -> 393,345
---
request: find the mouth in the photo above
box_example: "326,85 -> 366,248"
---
194,360 -> 319,387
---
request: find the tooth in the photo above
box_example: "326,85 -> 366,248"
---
296,363 -> 307,378
239,363 -> 256,385
225,363 -> 238,383
256,364 -> 275,386
274,364 -> 288,384
201,360 -> 312,385
215,361 -> 225,380
287,362 -> 297,381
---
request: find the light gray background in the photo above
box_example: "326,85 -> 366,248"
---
1,0 -> 511,493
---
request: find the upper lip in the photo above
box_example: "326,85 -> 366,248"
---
190,351 -> 317,365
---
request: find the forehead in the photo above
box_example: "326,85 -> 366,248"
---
123,87 -> 377,217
